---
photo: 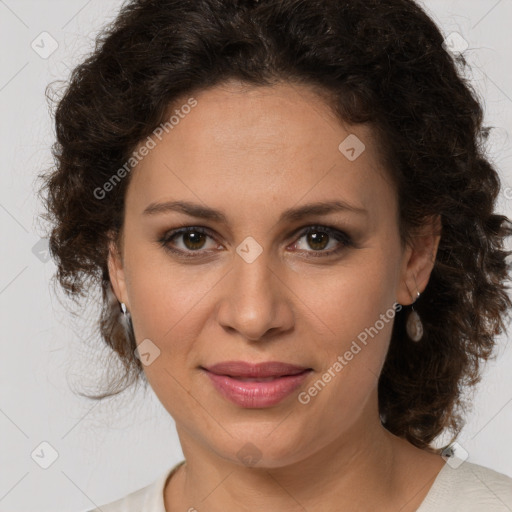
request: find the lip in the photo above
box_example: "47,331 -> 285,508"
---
205,360 -> 310,378
201,361 -> 312,408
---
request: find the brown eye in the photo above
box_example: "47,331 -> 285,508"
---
159,226 -> 218,257
291,226 -> 353,257
306,231 -> 330,251
181,231 -> 207,250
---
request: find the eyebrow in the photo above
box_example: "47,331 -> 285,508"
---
143,199 -> 368,223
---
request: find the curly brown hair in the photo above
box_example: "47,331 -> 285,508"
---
37,0 -> 512,453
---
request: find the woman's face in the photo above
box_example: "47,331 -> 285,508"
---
109,80 -> 436,468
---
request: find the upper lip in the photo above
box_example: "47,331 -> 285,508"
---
203,361 -> 311,378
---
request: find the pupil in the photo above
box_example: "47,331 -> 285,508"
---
184,232 -> 205,250
308,232 -> 328,250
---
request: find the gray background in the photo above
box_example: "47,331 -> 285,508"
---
1,0 -> 511,510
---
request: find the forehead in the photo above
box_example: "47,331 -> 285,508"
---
126,81 -> 394,222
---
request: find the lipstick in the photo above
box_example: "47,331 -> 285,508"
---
202,361 -> 312,408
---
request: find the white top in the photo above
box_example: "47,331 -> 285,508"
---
85,459 -> 512,511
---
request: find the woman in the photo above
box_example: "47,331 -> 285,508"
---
39,0 -> 512,510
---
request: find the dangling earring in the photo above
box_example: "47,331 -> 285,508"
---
120,302 -> 136,348
406,277 -> 423,342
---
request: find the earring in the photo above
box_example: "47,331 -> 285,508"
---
406,278 -> 423,342
119,301 -> 136,347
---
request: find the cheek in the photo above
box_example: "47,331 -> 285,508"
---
125,260 -> 208,420
124,238 -> 220,339
120,247 -> 209,401
291,246 -> 399,408
294,245 -> 399,352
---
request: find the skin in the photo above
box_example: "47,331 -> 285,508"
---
108,79 -> 444,512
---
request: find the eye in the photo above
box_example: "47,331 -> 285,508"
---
159,226 -> 219,257
290,225 -> 353,257
158,225 -> 354,259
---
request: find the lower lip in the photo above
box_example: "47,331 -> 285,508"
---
204,369 -> 312,408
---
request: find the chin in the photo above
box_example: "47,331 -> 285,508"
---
208,427 -> 315,469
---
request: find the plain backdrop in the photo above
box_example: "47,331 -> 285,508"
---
1,0 -> 511,511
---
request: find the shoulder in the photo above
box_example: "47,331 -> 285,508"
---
418,460 -> 512,512
83,460 -> 185,512
85,484 -> 149,512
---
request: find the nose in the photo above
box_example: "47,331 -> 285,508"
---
215,248 -> 294,342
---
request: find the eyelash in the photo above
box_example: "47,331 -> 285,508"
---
158,225 -> 354,259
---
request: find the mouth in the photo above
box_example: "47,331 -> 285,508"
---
200,361 -> 313,408
202,360 -> 312,379
229,375 -> 299,382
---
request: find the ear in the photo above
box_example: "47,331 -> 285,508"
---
396,214 -> 442,306
107,230 -> 129,308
